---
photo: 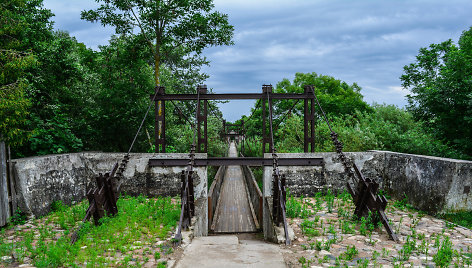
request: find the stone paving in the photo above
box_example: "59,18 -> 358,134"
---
280,196 -> 472,267
1,195 -> 471,267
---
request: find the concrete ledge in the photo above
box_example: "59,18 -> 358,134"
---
264,151 -> 472,213
11,152 -> 208,232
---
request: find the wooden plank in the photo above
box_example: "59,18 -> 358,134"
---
7,146 -> 17,215
213,143 -> 257,233
0,140 -> 10,226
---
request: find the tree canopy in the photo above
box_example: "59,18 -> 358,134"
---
0,0 -> 53,146
81,0 -> 234,88
401,26 -> 472,154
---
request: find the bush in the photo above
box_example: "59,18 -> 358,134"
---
274,104 -> 468,159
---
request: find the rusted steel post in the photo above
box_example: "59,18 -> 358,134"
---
197,85 -> 208,153
303,85 -> 315,152
262,85 -> 272,153
155,86 -> 166,152
241,120 -> 245,154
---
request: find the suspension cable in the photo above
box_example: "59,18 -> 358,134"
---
266,89 -> 290,245
310,88 -> 356,183
274,99 -> 300,130
127,88 -> 160,155
170,99 -> 195,128
312,91 -> 334,132
244,99 -> 261,124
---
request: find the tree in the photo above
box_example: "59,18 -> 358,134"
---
239,72 -> 372,141
275,72 -> 372,117
0,0 -> 53,146
81,0 -> 234,88
401,27 -> 472,155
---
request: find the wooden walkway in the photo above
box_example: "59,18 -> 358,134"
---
212,142 -> 257,233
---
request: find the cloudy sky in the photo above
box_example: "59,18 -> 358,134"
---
43,0 -> 472,121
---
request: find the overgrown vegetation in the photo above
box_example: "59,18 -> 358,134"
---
0,196 -> 179,267
438,211 -> 472,229
0,0 -> 232,158
290,191 -> 472,268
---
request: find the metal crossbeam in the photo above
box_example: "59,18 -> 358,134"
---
150,93 -> 313,100
148,157 -> 323,167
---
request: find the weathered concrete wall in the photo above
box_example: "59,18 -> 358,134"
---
380,151 -> 472,213
264,151 -> 472,213
12,152 -> 207,235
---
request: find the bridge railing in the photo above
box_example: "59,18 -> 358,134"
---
241,165 -> 263,230
208,165 -> 226,230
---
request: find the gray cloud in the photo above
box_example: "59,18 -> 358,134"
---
43,0 -> 472,121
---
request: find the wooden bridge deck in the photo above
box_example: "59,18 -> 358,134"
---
212,142 -> 257,233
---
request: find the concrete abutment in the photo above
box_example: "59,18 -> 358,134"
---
6,151 -> 472,234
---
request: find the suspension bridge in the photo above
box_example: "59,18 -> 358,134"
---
70,84 -> 399,260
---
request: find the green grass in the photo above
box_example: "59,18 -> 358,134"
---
0,195 -> 180,267
438,211 -> 472,229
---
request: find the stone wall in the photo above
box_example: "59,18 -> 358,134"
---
264,151 -> 472,213
10,149 -> 472,223
11,152 -> 207,235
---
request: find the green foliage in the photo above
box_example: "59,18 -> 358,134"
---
274,104 -> 466,159
398,235 -> 416,261
401,26 -> 472,157
325,189 -> 335,213
276,72 -> 372,116
10,208 -> 27,225
0,196 -> 180,267
286,192 -> 312,219
240,72 -> 371,141
341,245 -> 358,261
438,211 -> 472,229
0,80 -> 31,146
0,0 -> 50,145
81,0 -> 234,88
433,236 -> 454,267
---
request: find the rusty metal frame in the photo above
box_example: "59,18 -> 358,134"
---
152,85 -> 317,154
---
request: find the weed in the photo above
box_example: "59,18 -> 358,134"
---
315,192 -> 323,210
328,223 -> 336,234
433,236 -> 454,267
286,193 -> 311,219
396,216 -> 403,234
372,250 -> 380,261
341,245 -> 358,261
437,211 -> 472,229
300,220 -> 320,237
325,189 -> 335,213
10,208 -> 27,225
367,233 -> 376,246
382,247 -> 390,258
50,200 -> 67,212
393,194 -> 413,210
298,256 -> 314,267
0,196 -> 179,267
357,258 -> 369,268
359,217 -> 368,236
340,219 -> 354,234
398,235 -> 416,261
